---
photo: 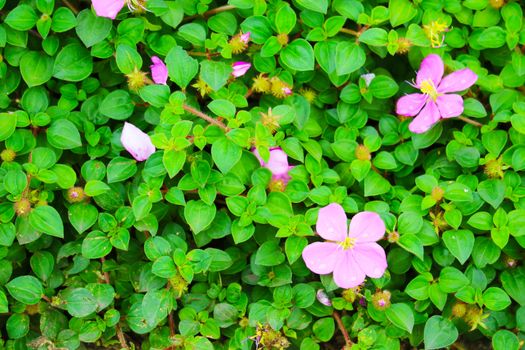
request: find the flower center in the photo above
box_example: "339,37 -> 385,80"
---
420,79 -> 439,101
339,237 -> 357,250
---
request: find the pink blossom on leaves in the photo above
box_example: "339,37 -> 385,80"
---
92,0 -> 126,19
120,122 -> 156,161
252,147 -> 292,183
150,56 -> 168,85
396,54 -> 477,134
232,62 -> 251,78
302,203 -> 388,289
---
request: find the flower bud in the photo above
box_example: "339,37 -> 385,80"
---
387,231 -> 399,243
252,74 -> 271,93
342,288 -> 357,303
451,301 -> 467,318
276,33 -> 289,46
125,68 -> 148,91
431,186 -> 444,202
355,144 -> 371,161
1,149 -> 16,162
67,187 -> 86,203
14,199 -> 31,216
372,290 -> 391,310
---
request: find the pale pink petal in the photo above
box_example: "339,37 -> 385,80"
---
408,100 -> 441,134
266,148 -> 289,176
333,251 -> 366,289
240,32 -> 251,44
353,243 -> 387,278
396,93 -> 428,117
120,122 -> 156,161
150,56 -> 168,85
316,203 -> 348,242
282,87 -> 292,95
232,62 -> 251,78
302,242 -> 340,275
437,68 -> 477,93
416,54 -> 444,87
348,212 -> 385,243
251,147 -> 264,165
92,0 -> 126,19
436,94 -> 464,118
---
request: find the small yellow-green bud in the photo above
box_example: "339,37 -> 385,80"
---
387,231 -> 399,243
355,145 -> 371,161
1,149 -> 16,162
372,290 -> 391,310
451,301 -> 467,318
14,199 -> 31,216
431,186 -> 444,202
67,187 -> 86,203
276,33 -> 289,46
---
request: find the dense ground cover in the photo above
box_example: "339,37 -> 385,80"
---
1,0 -> 525,349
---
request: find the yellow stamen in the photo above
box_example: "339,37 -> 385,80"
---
420,79 -> 439,101
339,237 -> 357,250
423,20 -> 448,48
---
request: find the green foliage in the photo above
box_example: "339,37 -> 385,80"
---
0,0 -> 524,349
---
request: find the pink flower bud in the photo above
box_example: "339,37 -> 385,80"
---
120,122 -> 156,161
282,86 -> 292,95
240,32 -> 251,44
316,289 -> 332,306
150,56 -> 168,85
232,61 -> 251,78
92,0 -> 126,19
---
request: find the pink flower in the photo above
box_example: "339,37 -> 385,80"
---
92,0 -> 126,19
120,122 -> 156,161
150,56 -> 168,85
240,32 -> 251,44
252,147 -> 292,183
396,54 -> 477,133
232,62 -> 251,78
282,86 -> 292,96
302,203 -> 387,289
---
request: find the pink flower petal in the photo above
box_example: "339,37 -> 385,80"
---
437,68 -> 477,93
353,243 -> 387,278
436,94 -> 464,118
240,32 -> 251,44
232,61 -> 251,78
348,212 -> 385,243
266,148 -> 289,176
92,0 -> 126,19
316,203 -> 348,242
302,242 -> 340,275
408,100 -> 441,134
396,93 -> 428,117
120,122 -> 156,161
333,251 -> 366,289
416,54 -> 444,87
150,56 -> 168,85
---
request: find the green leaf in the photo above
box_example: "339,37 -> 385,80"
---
439,267 -> 469,293
0,290 -> 8,313
255,240 -> 285,266
211,138 -> 242,174
477,179 -> 505,209
492,330 -> 520,350
100,90 -> 134,120
6,313 -> 29,339
84,180 -> 111,197
5,5 -> 38,31
6,276 -> 44,305
389,0 -> 417,27
107,156 -> 137,183
483,287 -> 511,311
285,236 -> 308,264
69,204 -> 98,234
47,119 -> 82,149
275,5 -> 296,34
30,251 -> 54,281
0,112 -> 17,141
116,44 -> 143,74
335,42 -> 365,75
82,230 -> 112,259
163,150 -> 186,178
296,0 -> 328,13
398,234 -> 424,260
200,60 -> 232,91
165,46 -> 199,89
75,9 -> 112,47
312,317 -> 335,342
423,316 -> 458,350
364,171 -> 391,196
29,206 -> 64,238
53,43 -> 93,81
385,303 -> 414,333
19,51 -> 54,87
442,230 -> 474,265
280,39 -> 315,71
184,200 -> 216,234
65,288 -> 98,318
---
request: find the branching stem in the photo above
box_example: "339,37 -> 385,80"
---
458,116 -> 483,127
333,311 -> 352,348
62,0 -> 79,14
183,104 -> 229,131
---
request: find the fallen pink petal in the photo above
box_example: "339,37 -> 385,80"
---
92,0 -> 126,19
396,54 -> 477,134
232,62 -> 251,78
302,203 -> 387,289
120,122 -> 156,161
150,56 -> 168,85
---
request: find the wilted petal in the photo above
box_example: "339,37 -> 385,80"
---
333,251 -> 366,289
416,54 -> 444,87
437,68 -> 477,93
92,0 -> 126,19
396,93 -> 427,117
316,289 -> 332,306
436,94 -> 464,118
120,122 -> 156,161
150,56 -> 168,85
348,212 -> 386,243
232,61 -> 251,78
316,203 -> 348,242
302,242 -> 340,275
408,100 -> 441,134
353,243 -> 387,278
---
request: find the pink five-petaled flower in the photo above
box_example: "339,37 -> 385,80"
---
92,0 -> 126,19
252,147 -> 293,184
302,203 -> 388,289
150,56 -> 168,85
120,122 -> 156,161
232,62 -> 251,78
396,54 -> 478,134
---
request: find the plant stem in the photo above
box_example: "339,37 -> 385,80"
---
183,5 -> 236,22
100,257 -> 129,350
333,311 -> 352,348
183,104 -> 229,131
340,28 -> 360,36
62,0 -> 79,14
458,116 -> 483,127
